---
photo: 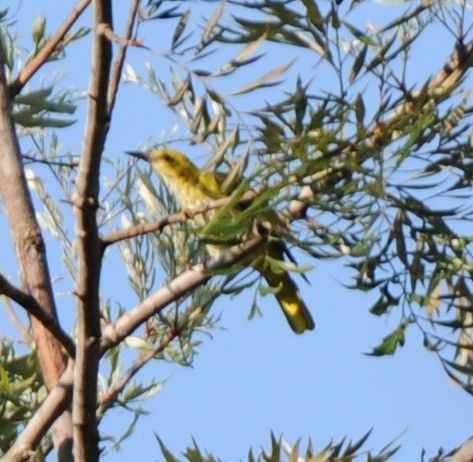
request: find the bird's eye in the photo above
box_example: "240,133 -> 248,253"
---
162,153 -> 173,163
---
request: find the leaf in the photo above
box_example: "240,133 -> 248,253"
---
266,256 -> 313,275
350,45 -> 368,82
300,0 -> 324,32
123,381 -> 162,402
354,93 -> 365,123
13,112 -> 76,128
365,32 -> 397,72
342,20 -> 376,47
259,283 -> 281,297
344,429 -> 373,457
167,73 -> 190,106
231,33 -> 266,66
231,59 -> 295,95
0,8 -> 9,21
196,0 -> 225,54
367,323 -> 407,356
146,5 -> 181,20
393,211 -> 408,266
31,15 -> 46,47
155,434 -> 180,462
171,8 -> 190,49
14,87 -> 53,105
369,296 -> 394,316
123,336 -> 154,350
214,35 -> 266,77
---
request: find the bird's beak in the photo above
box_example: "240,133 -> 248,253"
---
126,151 -> 150,162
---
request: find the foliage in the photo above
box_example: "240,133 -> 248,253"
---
122,0 -> 473,394
0,0 -> 473,460
155,431 -> 403,462
0,345 -> 43,455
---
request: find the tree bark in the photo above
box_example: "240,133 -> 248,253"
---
72,0 -> 113,459
0,45 -> 73,461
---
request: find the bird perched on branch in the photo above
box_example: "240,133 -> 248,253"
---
127,149 -> 314,334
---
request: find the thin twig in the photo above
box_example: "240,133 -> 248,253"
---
101,190 -> 257,247
1,294 -> 32,345
107,0 -> 140,116
22,154 -> 79,168
99,328 -> 180,412
9,0 -> 92,97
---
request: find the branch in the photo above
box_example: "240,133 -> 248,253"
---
0,274 -> 75,357
426,40 -> 473,99
451,439 -> 473,462
99,329 -> 180,412
101,190 -> 257,247
22,154 -> 79,168
387,39 -> 473,129
3,232 -> 258,458
106,0 -> 140,116
71,0 -> 113,459
3,363 -> 74,462
9,0 -> 92,97
101,235 -> 265,351
1,295 -> 32,345
0,40 -> 73,461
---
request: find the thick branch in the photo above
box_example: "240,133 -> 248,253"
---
101,235 -> 265,350
72,0 -> 113,460
0,43 -> 73,460
451,439 -> 473,462
0,274 -> 75,357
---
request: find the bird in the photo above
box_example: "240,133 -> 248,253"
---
127,149 -> 315,334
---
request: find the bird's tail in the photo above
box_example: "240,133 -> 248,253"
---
257,243 -> 315,334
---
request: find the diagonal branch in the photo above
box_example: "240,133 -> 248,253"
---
9,0 -> 92,98
101,235 -> 265,351
99,328 -> 180,412
3,363 -> 74,462
0,274 -> 75,357
4,234 -> 266,458
451,438 -> 473,462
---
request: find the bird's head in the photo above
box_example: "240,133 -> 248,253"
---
127,149 -> 200,186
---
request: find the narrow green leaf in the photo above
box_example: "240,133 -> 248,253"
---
354,93 -> 365,123
155,434 -> 180,462
231,59 -> 295,95
350,45 -> 368,82
14,87 -> 53,105
300,0 -> 324,32
367,323 -> 407,356
171,8 -> 190,49
342,21 -> 376,46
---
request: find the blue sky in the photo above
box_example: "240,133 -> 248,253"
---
2,0 -> 473,460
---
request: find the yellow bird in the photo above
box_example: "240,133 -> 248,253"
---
127,149 -> 315,334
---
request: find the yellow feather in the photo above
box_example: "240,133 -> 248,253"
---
129,149 -> 315,334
